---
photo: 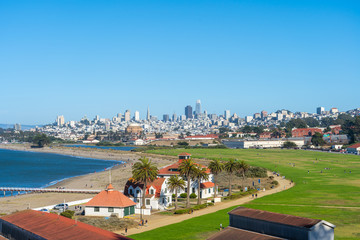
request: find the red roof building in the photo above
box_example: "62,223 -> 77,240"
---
84,184 -> 136,218
292,128 -> 323,138
0,210 -> 133,240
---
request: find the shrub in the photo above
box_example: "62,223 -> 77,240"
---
269,176 -> 274,180
190,193 -> 197,199
271,180 -> 279,186
60,210 -> 75,219
174,209 -> 191,214
206,202 -> 214,206
172,194 -> 176,199
180,193 -> 187,198
244,166 -> 268,178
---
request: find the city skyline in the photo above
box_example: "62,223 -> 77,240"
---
1,1 -> 359,124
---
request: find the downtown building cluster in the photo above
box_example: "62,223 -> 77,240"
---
29,101 -> 359,143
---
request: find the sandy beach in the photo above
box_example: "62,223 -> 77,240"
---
0,144 -> 177,214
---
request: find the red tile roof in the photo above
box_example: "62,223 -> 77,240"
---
208,227 -> 284,240
228,207 -> 322,228
0,210 -> 132,240
124,178 -> 165,198
84,187 -> 136,208
348,143 -> 360,149
200,182 -> 215,189
158,160 -> 211,175
178,152 -> 192,156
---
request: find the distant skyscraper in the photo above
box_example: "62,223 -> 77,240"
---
163,114 -> 170,122
14,123 -> 21,131
317,107 -> 325,115
185,105 -> 193,119
147,106 -> 150,121
172,113 -> 177,122
134,111 -> 140,121
225,110 -> 230,120
195,100 -> 201,115
261,110 -> 268,119
56,115 -> 65,126
124,110 -> 131,122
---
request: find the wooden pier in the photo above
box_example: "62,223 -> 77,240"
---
0,187 -> 101,196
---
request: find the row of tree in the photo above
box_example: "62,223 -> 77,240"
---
131,157 -> 249,211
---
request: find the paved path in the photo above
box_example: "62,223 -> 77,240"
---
117,172 -> 293,236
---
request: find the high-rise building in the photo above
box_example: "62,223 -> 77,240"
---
225,110 -> 230,120
163,114 -> 170,122
180,115 -> 186,121
14,123 -> 21,131
317,107 -> 325,115
147,106 -> 150,121
56,115 -> 65,126
172,113 -> 177,122
261,110 -> 268,119
254,113 -> 261,119
195,100 -> 201,115
134,111 -> 140,121
330,108 -> 339,114
124,110 -> 131,122
185,105 -> 193,119
245,116 -> 253,123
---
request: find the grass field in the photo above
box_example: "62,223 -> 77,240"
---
130,149 -> 360,240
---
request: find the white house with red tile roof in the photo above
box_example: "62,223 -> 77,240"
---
347,143 -> 360,154
158,153 -> 215,201
84,184 -> 136,218
124,153 -> 216,210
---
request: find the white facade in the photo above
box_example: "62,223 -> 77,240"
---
85,206 -> 128,218
224,139 -> 305,149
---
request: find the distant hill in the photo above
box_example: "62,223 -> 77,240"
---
0,124 -> 42,130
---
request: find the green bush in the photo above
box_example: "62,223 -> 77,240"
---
190,193 -> 197,199
271,180 -> 279,186
223,189 -> 257,200
172,194 -> 176,199
244,166 -> 268,178
60,210 -> 75,219
180,193 -> 187,198
174,209 -> 191,214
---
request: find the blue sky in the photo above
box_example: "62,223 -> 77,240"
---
0,0 -> 359,124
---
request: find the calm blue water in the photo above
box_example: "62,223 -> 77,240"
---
65,144 -> 136,151
0,149 -> 121,197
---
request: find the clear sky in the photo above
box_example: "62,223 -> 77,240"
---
1,0 -> 359,124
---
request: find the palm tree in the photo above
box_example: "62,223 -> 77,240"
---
132,157 -> 159,212
179,158 -> 197,208
208,159 -> 223,199
193,166 -> 209,205
238,160 -> 249,190
167,175 -> 186,210
224,159 -> 240,196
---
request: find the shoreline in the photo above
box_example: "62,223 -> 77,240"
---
0,143 -> 176,214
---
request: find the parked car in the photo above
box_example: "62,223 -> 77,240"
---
53,203 -> 68,210
39,208 -> 49,212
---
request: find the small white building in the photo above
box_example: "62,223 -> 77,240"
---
84,184 -> 136,218
347,143 -> 360,154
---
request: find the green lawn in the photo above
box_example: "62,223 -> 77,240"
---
130,149 -> 360,240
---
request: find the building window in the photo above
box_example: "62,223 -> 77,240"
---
146,199 -> 150,205
136,190 -> 140,195
208,188 -> 211,193
165,188 -> 167,193
150,189 -> 154,195
94,207 -> 100,212
129,189 -> 133,195
192,188 -> 195,193
108,207 -> 114,212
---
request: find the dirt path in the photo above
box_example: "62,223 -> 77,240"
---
118,172 -> 294,236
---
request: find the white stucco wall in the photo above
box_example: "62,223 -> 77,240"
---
85,206 -> 124,218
